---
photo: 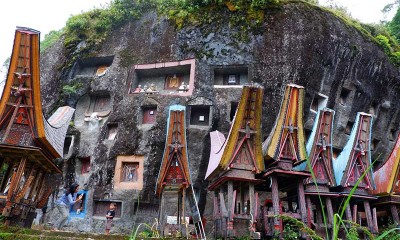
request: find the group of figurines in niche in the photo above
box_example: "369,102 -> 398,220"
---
132,74 -> 189,94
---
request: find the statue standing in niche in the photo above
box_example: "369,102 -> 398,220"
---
166,74 -> 180,88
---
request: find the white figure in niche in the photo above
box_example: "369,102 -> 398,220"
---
123,164 -> 138,182
85,112 -> 103,131
178,82 -> 188,92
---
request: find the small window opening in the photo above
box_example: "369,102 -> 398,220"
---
142,106 -> 157,124
81,157 -> 91,174
371,139 -> 380,151
230,102 -> 239,122
339,88 -> 351,106
310,94 -> 328,112
63,136 -> 73,157
107,123 -> 118,140
190,106 -> 210,126
345,121 -> 354,135
389,129 -> 397,142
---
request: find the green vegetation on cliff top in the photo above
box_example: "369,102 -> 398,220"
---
41,0 -> 400,67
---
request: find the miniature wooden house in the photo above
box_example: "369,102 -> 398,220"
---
303,108 -> 337,230
261,83 -> 310,236
156,105 -> 204,238
0,27 -> 74,227
333,112 -> 378,233
205,85 -> 264,239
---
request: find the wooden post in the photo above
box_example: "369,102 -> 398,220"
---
353,204 -> 358,223
306,196 -> 314,227
249,183 -> 254,217
159,193 -> 164,236
182,188 -> 186,237
364,201 -> 373,232
346,204 -> 352,221
326,197 -> 334,225
372,208 -> 378,234
227,181 -> 234,237
298,179 -> 307,224
271,175 -> 281,229
391,205 -> 400,225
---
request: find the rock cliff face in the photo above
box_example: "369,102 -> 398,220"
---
40,2 -> 399,234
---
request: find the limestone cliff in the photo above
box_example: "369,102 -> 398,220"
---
39,2 -> 399,234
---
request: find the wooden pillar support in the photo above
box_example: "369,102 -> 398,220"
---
306,196 -> 314,226
326,197 -> 334,225
346,204 -> 352,222
391,205 -> 400,225
363,200 -> 374,232
227,181 -> 234,237
298,179 -> 307,224
271,176 -> 281,229
372,207 -> 378,234
249,183 -> 255,217
353,204 -> 358,223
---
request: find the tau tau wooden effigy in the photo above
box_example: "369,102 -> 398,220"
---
333,112 -> 378,233
370,133 -> 400,225
261,84 -> 310,237
302,108 -> 337,233
156,105 -> 205,239
205,85 -> 264,239
0,27 -> 74,227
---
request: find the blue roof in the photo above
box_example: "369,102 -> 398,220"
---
333,112 -> 374,186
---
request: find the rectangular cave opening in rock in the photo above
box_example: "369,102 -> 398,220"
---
80,157 -> 91,174
93,200 -> 122,218
310,93 -> 328,112
345,121 -> 354,135
70,190 -> 88,218
107,123 -> 118,140
73,56 -> 114,78
190,106 -> 210,126
128,59 -> 195,96
114,155 -> 144,190
339,88 -> 351,106
213,65 -> 249,86
371,138 -> 380,151
230,102 -> 239,122
142,106 -> 157,124
389,129 -> 398,141
304,129 -> 312,142
85,93 -> 112,119
63,135 -> 74,157
121,162 -> 139,182
369,102 -> 379,117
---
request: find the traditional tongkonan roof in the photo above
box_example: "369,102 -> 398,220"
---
333,112 -> 374,189
262,83 -> 307,165
156,105 -> 191,196
304,108 -> 336,187
0,27 -> 74,172
205,85 -> 264,181
370,133 -> 400,196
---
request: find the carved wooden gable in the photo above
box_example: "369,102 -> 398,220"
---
305,109 -> 336,187
222,86 -> 264,172
205,86 -> 264,181
0,29 -> 38,147
156,105 -> 191,195
334,113 -> 374,189
263,84 -> 307,165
